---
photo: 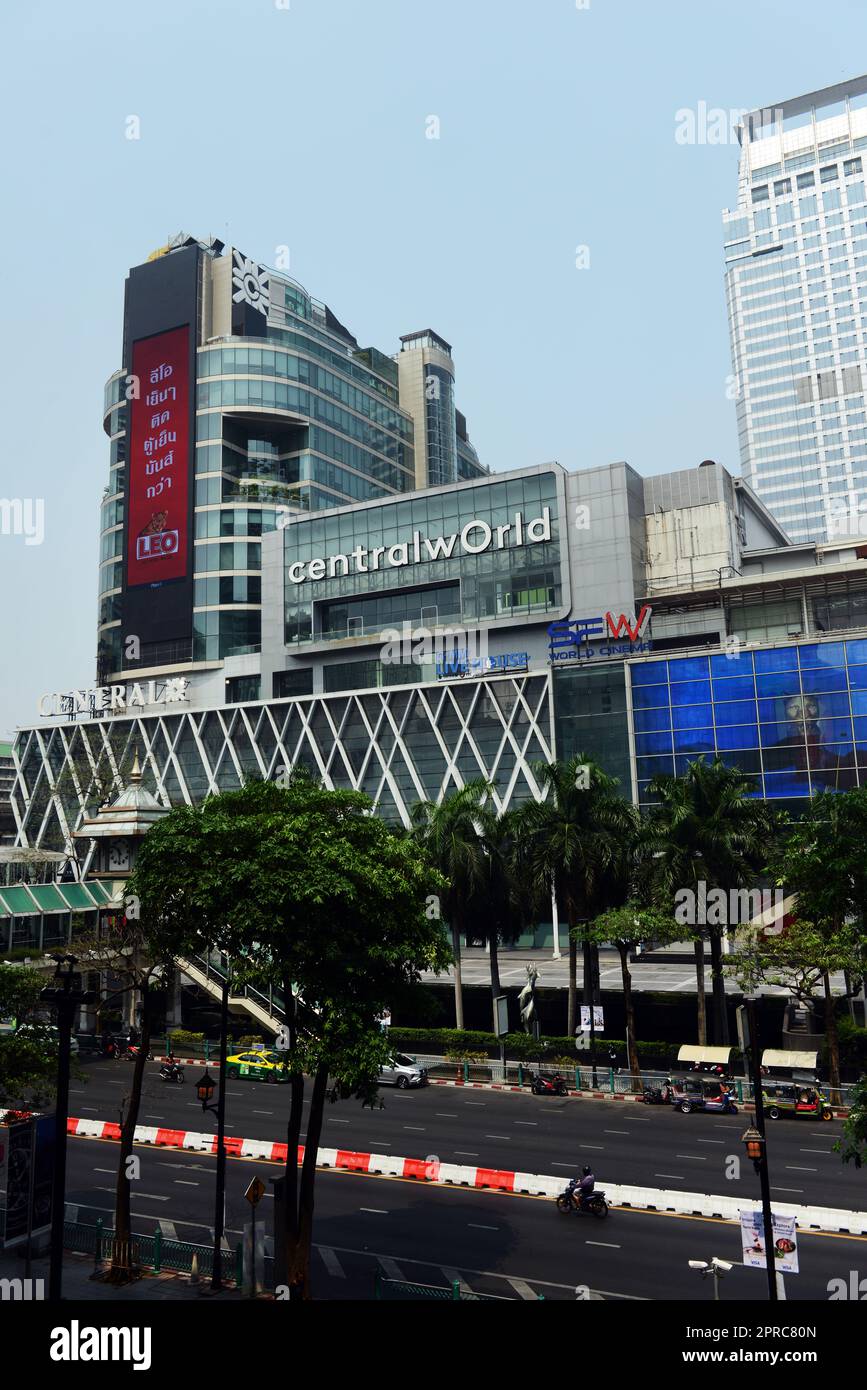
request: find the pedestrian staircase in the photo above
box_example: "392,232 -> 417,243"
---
176,951 -> 286,1037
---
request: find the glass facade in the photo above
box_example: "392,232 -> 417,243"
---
554,664 -> 631,792
630,637 -> 867,807
284,470 -> 562,646
724,85 -> 867,542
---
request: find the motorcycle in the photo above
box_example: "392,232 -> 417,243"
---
159,1065 -> 185,1085
643,1080 -> 673,1105
531,1073 -> 569,1097
556,1177 -> 610,1219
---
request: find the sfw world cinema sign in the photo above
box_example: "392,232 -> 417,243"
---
549,605 -> 652,662
286,508 -> 552,584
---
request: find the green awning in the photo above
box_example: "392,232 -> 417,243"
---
0,886 -> 39,915
26,885 -> 69,914
88,880 -> 117,905
56,883 -> 100,911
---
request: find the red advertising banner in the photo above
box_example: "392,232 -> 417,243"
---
127,325 -> 190,587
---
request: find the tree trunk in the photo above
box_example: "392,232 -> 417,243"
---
843,969 -> 856,1023
619,944 -> 641,1087
451,921 -> 464,1029
567,928 -> 577,1039
488,926 -> 501,1000
709,929 -> 729,1047
823,970 -> 842,1106
694,937 -> 707,1046
286,1062 -> 329,1299
111,985 -> 151,1282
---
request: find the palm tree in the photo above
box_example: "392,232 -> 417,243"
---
411,779 -> 491,1029
520,756 -> 638,1037
480,805 -> 534,1000
643,757 -> 778,1047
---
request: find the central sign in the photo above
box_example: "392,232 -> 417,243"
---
286,508 -> 552,585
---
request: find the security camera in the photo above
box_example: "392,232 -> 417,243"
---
712,1258 -> 733,1273
688,1260 -> 709,1271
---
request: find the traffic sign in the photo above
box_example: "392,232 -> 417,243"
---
245,1176 -> 266,1207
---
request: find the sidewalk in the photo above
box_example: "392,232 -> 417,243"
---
0,1246 -> 246,1301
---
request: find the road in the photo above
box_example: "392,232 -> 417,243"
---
69,1059 -> 866,1212
62,1135 -> 866,1302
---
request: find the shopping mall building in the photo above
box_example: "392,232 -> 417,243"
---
9,233 -> 867,952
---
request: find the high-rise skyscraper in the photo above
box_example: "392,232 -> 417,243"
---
724,75 -> 867,542
98,234 -> 485,684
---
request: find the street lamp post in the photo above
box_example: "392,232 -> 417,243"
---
741,994 -> 777,1303
40,954 -> 96,1302
195,968 -> 231,1291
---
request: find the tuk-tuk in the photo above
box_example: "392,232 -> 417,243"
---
761,1051 -> 834,1121
670,1046 -> 738,1115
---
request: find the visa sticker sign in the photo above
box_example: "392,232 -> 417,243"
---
549,606 -> 652,662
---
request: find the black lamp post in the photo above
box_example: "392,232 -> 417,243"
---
195,968 -> 230,1291
741,994 -> 778,1303
40,953 -> 96,1302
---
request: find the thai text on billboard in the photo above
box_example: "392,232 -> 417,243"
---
127,325 -> 190,587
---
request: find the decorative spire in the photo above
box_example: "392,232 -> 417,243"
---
130,748 -> 142,782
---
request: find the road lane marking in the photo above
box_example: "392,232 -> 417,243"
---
144,1115 -> 165,1120
800,1148 -> 834,1154
773,1187 -> 803,1194
514,1121 -> 538,1127
675,1154 -> 707,1161
464,1102 -> 486,1107
486,1135 -> 511,1140
328,1118 -> 350,1124
785,1165 -> 818,1172
655,1174 -> 684,1181
174,1180 -> 199,1187
403,1126 -> 426,1131
603,1130 -> 630,1135
585,1241 -> 620,1249
580,1144 -> 604,1150
253,1110 -> 274,1116
94,1169 -> 115,1174
319,1247 -> 345,1279
360,1207 -> 388,1214
468,1223 -> 499,1231
508,1277 -> 539,1300
455,1151 -> 479,1157
436,1113 -> 458,1118
696,1139 -> 725,1145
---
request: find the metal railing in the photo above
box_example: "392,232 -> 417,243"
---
63,1217 -> 242,1284
374,1270 -> 527,1301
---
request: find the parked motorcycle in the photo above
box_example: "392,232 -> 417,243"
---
555,1177 -> 610,1218
159,1065 -> 185,1085
531,1072 -> 569,1097
643,1080 -> 673,1105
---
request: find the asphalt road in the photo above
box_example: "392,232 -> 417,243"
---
62,1135 -> 867,1303
69,1058 -> 866,1213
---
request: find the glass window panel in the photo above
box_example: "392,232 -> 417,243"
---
710,651 -> 755,676
711,675 -> 757,701
798,641 -> 845,667
754,647 -> 799,672
629,661 -> 669,686
668,679 -> 711,705
632,706 -> 672,733
666,656 -> 711,681
672,705 -> 713,731
713,699 -> 759,726
845,639 -> 867,664
635,754 -> 675,779
672,729 -> 715,753
756,671 -> 803,698
631,684 -> 672,710
714,723 -> 759,750
799,666 -> 849,694
763,770 -> 811,796
634,731 -> 674,756
716,749 -> 762,774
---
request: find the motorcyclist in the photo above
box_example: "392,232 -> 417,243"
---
161,1052 -> 180,1080
577,1164 -> 595,1206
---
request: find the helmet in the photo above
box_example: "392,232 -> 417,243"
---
582,1165 -> 592,1177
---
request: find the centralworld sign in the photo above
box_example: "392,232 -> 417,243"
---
286,508 -> 552,585
38,679 -> 190,719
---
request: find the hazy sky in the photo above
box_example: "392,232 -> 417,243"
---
2,0 -> 866,737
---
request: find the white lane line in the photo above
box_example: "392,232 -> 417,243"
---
378,1257 -> 404,1280
319,1247 -> 345,1279
551,1162 -> 575,1168
360,1207 -> 388,1215
773,1187 -> 804,1194
454,1151 -> 479,1157
514,1121 -> 538,1127
94,1169 -> 115,1175
328,1118 -> 350,1124
508,1277 -> 539,1300
585,1240 -> 621,1249
253,1110 -> 273,1116
403,1126 -> 426,1131
800,1148 -> 834,1154
174,1180 -> 199,1187
464,1102 -> 486,1107
80,1107 -> 100,1112
786,1165 -> 818,1172
468,1223 -> 499,1231
96,1188 -> 170,1201
655,1173 -> 684,1181
580,1144 -> 604,1150
144,1115 -> 165,1120
486,1134 -> 511,1140
105,1081 -> 124,1087
603,1129 -> 630,1135
436,1113 -> 459,1118
695,1139 -> 725,1145
675,1154 -> 707,1161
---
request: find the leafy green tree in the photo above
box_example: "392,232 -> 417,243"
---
586,904 -> 682,1084
131,774 -> 449,1299
0,964 -> 57,1107
520,756 -> 637,1037
730,918 -> 862,1103
411,779 -> 491,1028
836,1075 -> 867,1168
644,757 -> 778,1046
479,804 -> 534,1003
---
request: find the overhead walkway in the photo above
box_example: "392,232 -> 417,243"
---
176,951 -> 286,1036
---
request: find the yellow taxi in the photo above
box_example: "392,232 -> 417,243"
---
224,1048 -> 289,1083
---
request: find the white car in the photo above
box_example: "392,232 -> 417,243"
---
378,1053 -> 428,1088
